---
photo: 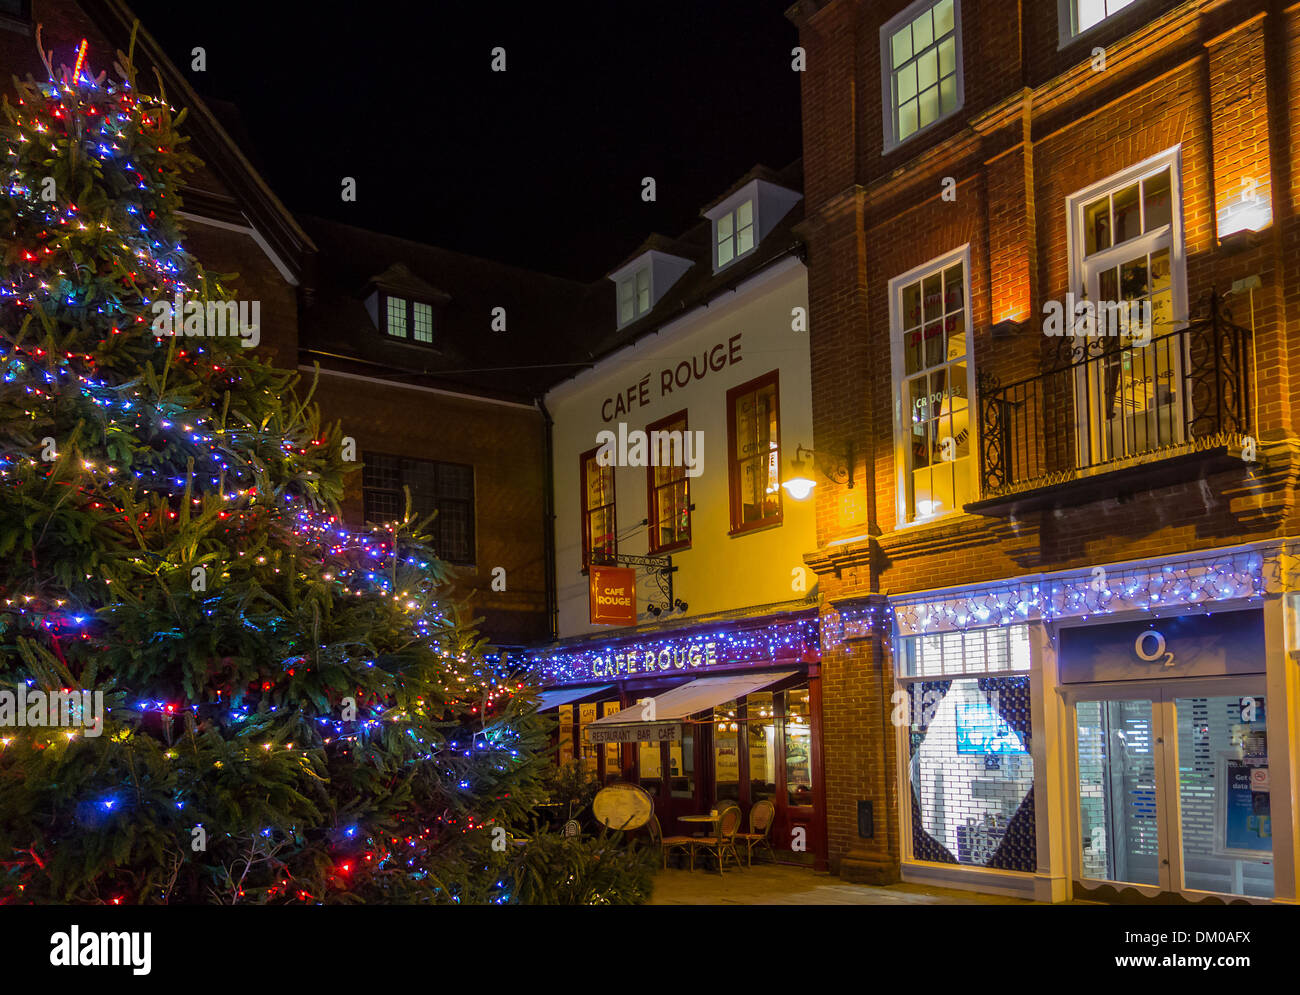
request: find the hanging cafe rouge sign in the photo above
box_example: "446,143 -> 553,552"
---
534,615 -> 820,686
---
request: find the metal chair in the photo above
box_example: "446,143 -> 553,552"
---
648,813 -> 696,870
691,804 -> 743,875
735,799 -> 776,866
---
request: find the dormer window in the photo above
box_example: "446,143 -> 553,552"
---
1059,0 -> 1140,43
716,200 -> 755,268
382,294 -> 435,344
608,249 -> 692,328
703,178 -> 800,274
618,268 -> 651,325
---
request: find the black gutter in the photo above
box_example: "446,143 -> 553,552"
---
537,396 -> 559,641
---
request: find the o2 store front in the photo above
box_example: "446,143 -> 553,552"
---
891,544 -> 1300,904
531,608 -> 826,867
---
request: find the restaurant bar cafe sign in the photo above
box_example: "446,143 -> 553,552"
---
589,722 -> 681,745
590,566 -> 636,626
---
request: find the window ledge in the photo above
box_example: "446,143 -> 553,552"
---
882,107 -> 963,157
728,517 -> 783,539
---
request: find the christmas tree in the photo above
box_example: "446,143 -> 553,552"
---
0,30 -> 625,905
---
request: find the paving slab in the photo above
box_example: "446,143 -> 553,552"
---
647,862 -> 1048,905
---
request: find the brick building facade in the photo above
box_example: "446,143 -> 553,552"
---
790,0 -> 1300,902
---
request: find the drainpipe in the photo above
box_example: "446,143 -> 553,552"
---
537,396 -> 559,641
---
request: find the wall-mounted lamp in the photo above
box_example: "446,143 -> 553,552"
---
781,442 -> 854,499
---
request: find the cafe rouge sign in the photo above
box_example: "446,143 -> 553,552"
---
590,566 -> 637,626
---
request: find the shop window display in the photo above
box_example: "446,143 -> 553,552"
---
905,675 -> 1035,871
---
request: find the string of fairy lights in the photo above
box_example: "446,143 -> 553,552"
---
1,46 -> 537,901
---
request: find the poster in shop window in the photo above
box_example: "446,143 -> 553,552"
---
1217,754 -> 1270,859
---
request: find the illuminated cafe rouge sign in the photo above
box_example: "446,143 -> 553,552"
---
533,614 -> 820,686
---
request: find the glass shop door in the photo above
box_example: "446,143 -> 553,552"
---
1069,679 -> 1273,902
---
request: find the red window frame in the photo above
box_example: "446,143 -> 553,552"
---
645,409 -> 692,553
726,370 -> 783,535
579,446 -> 616,571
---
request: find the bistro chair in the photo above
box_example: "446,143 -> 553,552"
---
648,814 -> 696,870
692,804 -> 743,875
735,799 -> 776,866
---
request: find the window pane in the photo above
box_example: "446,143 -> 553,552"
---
938,35 -> 955,77
668,727 -> 694,798
934,0 -> 955,36
639,741 -> 662,794
412,302 -> 433,343
922,272 -> 943,321
891,25 -> 913,69
736,200 -> 753,228
1143,169 -> 1172,231
718,238 -> 734,267
899,98 -> 919,141
635,268 -> 650,313
579,701 -> 598,779
1174,695 -> 1272,898
747,693 -> 777,802
902,279 -> 923,329
1076,0 -> 1108,33
911,8 -> 933,50
1120,254 -> 1148,300
897,62 -> 918,102
784,688 -> 814,807
940,74 -> 957,115
1084,195 -> 1111,255
714,701 -> 741,802
1113,182 -> 1141,245
917,47 -> 938,91
718,213 -> 733,241
1077,698 -> 1158,884
386,296 -> 407,337
602,701 -> 622,783
558,705 -> 574,765
918,85 -> 940,128
737,224 -> 755,256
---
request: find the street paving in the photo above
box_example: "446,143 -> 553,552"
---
648,863 -> 1048,905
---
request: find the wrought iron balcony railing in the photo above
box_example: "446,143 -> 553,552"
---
976,291 -> 1252,499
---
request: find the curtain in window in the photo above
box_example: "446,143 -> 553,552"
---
977,675 -> 1036,872
907,680 -> 959,864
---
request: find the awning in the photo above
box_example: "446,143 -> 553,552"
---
534,684 -> 614,712
586,671 -> 796,742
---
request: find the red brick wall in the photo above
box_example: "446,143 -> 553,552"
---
794,0 -> 1295,873
310,373 -> 550,646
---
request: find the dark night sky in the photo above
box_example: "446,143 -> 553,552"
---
122,0 -> 803,282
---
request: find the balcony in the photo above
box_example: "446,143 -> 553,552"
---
967,292 -> 1253,515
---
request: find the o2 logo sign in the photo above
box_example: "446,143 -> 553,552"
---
1134,628 -> 1176,668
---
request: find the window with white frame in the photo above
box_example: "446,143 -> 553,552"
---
383,294 -> 437,345
1067,149 -> 1186,465
889,248 -> 974,524
1060,0 -> 1140,41
881,0 -> 961,151
715,200 -> 755,268
897,625 -> 1035,871
617,267 -> 651,326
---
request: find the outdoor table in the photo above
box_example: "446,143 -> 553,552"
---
677,812 -> 732,872
678,813 -> 722,832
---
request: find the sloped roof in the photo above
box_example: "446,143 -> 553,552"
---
578,160 -> 804,367
78,0 -> 316,280
299,218 -> 602,402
